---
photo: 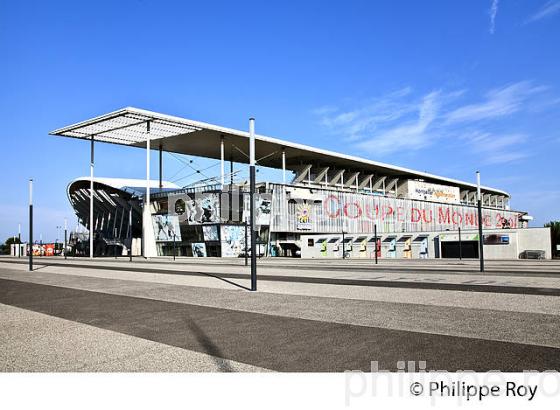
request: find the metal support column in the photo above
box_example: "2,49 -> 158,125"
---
282,148 -> 286,184
128,203 -> 132,262
477,171 -> 485,272
342,231 -> 346,259
244,221 -> 248,267
249,118 -> 257,291
220,136 -> 225,189
374,224 -> 378,264
64,218 -> 67,260
89,136 -> 94,258
18,223 -> 21,258
159,145 -> 163,191
144,121 -> 151,258
29,179 -> 33,271
458,226 -> 462,261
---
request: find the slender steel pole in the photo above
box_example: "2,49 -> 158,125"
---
374,224 -> 378,264
128,204 -> 132,262
18,224 -> 21,258
220,136 -> 225,189
458,226 -> 462,260
142,121 -> 151,259
282,148 -> 286,184
342,231 -> 346,259
173,233 -> 176,261
159,144 -> 163,191
29,179 -> 33,271
249,118 -> 257,291
64,218 -> 68,260
244,221 -> 248,267
90,136 -> 95,258
477,171 -> 485,272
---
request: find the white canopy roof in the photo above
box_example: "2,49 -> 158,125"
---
50,107 -> 509,197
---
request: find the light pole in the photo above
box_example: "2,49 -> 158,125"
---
29,179 -> 33,271
458,226 -> 462,261
477,171 -> 484,272
128,202 -> 133,262
244,221 -> 248,267
64,218 -> 68,259
374,224 -> 378,264
18,223 -> 21,258
249,118 -> 257,291
342,230 -> 346,259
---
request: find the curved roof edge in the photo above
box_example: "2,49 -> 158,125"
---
68,177 -> 179,194
51,107 -> 510,197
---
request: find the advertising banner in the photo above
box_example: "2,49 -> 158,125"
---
220,225 -> 246,257
202,225 -> 219,241
255,195 -> 272,226
191,242 -> 207,257
271,185 -> 520,235
169,192 -> 220,225
403,180 -> 460,204
152,215 -> 182,242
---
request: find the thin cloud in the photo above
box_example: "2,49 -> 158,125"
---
354,91 -> 442,154
525,0 -> 560,24
317,87 -> 418,142
445,81 -> 546,124
489,0 -> 499,34
313,81 -> 551,159
461,132 -> 529,164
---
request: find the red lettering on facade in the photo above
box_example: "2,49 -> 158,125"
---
324,195 -> 340,218
364,203 -> 376,220
452,211 -> 462,225
438,207 -> 451,224
397,207 -> 405,222
422,209 -> 433,223
344,202 -> 362,219
465,212 -> 476,226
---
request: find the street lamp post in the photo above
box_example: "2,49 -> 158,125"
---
173,233 -> 176,261
29,179 -> 33,271
342,230 -> 346,259
56,225 -> 61,248
477,171 -> 485,272
374,224 -> 378,264
244,221 -> 248,267
64,218 -> 68,260
128,203 -> 133,262
249,118 -> 257,291
18,223 -> 21,258
458,226 -> 462,261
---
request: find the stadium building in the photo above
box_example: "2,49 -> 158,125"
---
52,107 -> 551,259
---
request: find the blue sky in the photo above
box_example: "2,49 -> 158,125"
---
0,0 -> 559,242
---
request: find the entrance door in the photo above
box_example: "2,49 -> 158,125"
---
441,241 -> 479,258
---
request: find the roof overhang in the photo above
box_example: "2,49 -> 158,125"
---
50,107 -> 509,197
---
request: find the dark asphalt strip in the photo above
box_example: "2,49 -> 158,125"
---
1,278 -> 559,372
6,260 -> 560,296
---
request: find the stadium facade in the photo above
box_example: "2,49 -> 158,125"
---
54,107 -> 551,259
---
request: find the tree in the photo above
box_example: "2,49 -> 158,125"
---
1,236 -> 21,255
544,221 -> 560,258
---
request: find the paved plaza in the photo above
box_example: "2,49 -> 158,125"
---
1,256 -> 559,372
